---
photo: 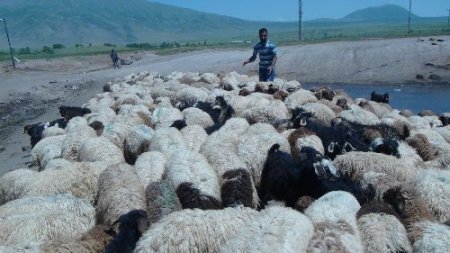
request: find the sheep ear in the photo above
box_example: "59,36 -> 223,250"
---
313,162 -> 325,178
327,142 -> 335,153
137,216 -> 149,235
300,117 -> 307,126
344,142 -> 355,152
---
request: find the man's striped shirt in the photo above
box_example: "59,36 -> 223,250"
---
253,40 -> 277,69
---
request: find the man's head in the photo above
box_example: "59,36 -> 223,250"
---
259,28 -> 268,44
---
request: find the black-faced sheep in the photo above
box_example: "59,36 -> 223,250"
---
23,118 -> 67,147
370,91 -> 389,103
105,209 -> 149,253
59,106 -> 91,121
258,144 -> 301,208
439,113 -> 450,126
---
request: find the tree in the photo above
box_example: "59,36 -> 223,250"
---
42,46 -> 54,54
52,43 -> 65,49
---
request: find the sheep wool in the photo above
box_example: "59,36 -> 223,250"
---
145,180 -> 182,225
149,127 -> 187,159
124,125 -> 154,165
0,195 -> 95,247
237,123 -> 290,186
78,136 -> 125,166
412,221 -> 450,253
219,206 -> 314,253
180,125 -> 208,153
134,151 -> 167,186
96,163 -> 147,227
357,213 -> 412,253
413,169 -> 450,222
0,168 -> 35,205
181,107 -> 214,129
164,148 -> 221,204
284,89 -> 318,109
134,207 -> 258,253
305,191 -> 364,253
30,134 -> 65,170
61,117 -> 97,161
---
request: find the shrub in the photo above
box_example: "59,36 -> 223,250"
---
42,46 -> 54,54
18,47 -> 31,55
52,43 -> 65,49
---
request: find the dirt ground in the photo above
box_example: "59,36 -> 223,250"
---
1,36 -> 449,176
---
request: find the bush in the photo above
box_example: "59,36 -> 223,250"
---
104,43 -> 116,47
42,46 -> 54,54
52,43 -> 65,49
18,47 -> 31,55
126,43 -> 156,49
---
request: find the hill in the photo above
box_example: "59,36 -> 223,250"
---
0,0 -> 294,49
342,4 -> 418,22
0,1 -> 446,50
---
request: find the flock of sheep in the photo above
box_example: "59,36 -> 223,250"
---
1,70 -> 450,253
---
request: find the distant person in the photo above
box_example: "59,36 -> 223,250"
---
243,27 -> 278,82
110,49 -> 120,69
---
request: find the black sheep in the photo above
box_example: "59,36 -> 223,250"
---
370,91 -> 389,104
58,106 -> 91,121
258,144 -> 301,208
23,118 -> 67,147
104,209 -> 149,253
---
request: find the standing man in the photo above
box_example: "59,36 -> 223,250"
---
110,49 -> 120,69
243,28 -> 278,82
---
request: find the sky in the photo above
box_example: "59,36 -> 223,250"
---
150,0 -> 450,21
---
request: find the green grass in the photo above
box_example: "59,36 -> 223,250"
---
1,19 -> 449,63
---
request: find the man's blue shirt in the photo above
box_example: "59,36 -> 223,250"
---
253,40 -> 277,69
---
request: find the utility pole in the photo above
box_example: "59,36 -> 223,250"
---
298,0 -> 303,40
447,9 -> 450,31
0,18 -> 15,68
408,0 -> 412,33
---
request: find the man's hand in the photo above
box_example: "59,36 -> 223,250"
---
243,61 -> 249,66
267,65 -> 273,75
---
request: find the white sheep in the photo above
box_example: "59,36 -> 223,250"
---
237,123 -> 290,186
338,104 -> 381,125
151,106 -> 183,130
411,221 -> 450,252
0,194 -> 95,247
412,169 -> 450,222
134,207 -> 258,253
149,127 -> 187,159
219,206 -> 314,253
284,89 -> 318,109
134,151 -> 167,187
124,125 -> 154,164
357,212 -> 412,253
180,125 -> 208,153
30,134 -> 65,170
0,162 -> 98,205
77,136 -> 125,166
304,191 -> 364,253
299,102 -> 336,126
96,163 -> 147,227
61,117 -> 97,161
181,107 -> 214,129
237,93 -> 290,124
164,148 -> 221,208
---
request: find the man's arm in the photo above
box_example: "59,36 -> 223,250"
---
243,50 -> 257,66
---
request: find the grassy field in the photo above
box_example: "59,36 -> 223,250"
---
1,19 -> 449,63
